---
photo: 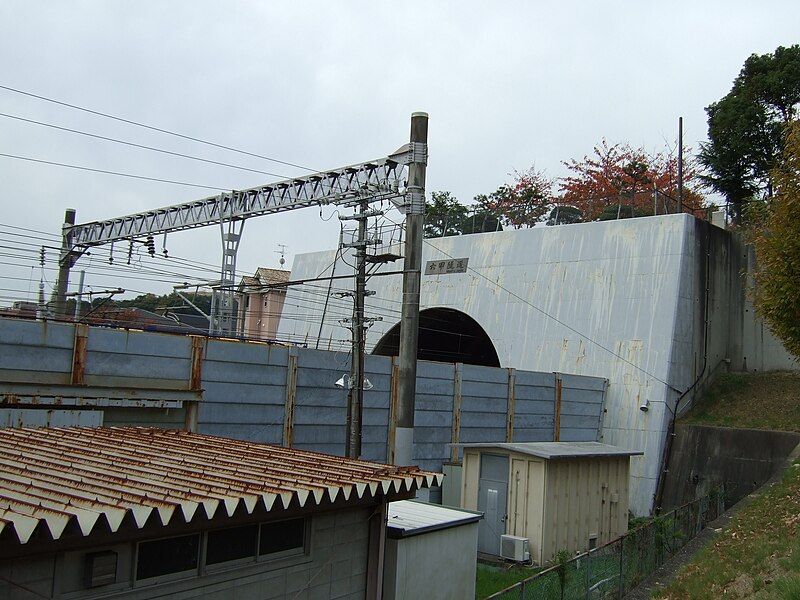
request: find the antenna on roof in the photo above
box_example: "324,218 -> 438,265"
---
276,244 -> 287,268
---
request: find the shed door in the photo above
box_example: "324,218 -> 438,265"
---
477,454 -> 509,555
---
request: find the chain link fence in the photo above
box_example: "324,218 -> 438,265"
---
486,487 -> 726,599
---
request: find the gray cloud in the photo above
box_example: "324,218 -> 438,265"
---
1,0 -> 797,301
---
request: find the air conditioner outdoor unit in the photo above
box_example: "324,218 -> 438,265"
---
500,534 -> 530,562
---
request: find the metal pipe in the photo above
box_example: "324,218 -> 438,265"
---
73,270 -> 85,319
394,112 -> 428,466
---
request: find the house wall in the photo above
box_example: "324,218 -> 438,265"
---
382,523 -> 479,600
0,507 -> 371,600
239,290 -> 286,341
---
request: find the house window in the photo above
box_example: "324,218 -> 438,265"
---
259,518 -> 305,557
206,524 -> 258,566
136,534 -> 200,581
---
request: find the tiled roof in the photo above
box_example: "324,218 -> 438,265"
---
255,268 -> 290,285
239,275 -> 259,287
0,427 -> 442,544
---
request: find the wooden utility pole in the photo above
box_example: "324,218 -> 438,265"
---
395,112 -> 428,466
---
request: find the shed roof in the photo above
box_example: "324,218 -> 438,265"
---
453,442 -> 643,460
0,427 -> 442,545
386,500 -> 482,538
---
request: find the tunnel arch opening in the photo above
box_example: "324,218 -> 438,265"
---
372,307 -> 500,367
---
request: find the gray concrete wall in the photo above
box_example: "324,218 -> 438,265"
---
661,423 -> 800,510
282,214 -> 798,515
0,507 -> 371,600
383,522 -> 478,600
0,317 -> 606,476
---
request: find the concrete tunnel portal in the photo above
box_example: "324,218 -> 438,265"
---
372,307 -> 501,367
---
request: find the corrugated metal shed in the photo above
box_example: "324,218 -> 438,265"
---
453,441 -> 643,460
0,427 -> 442,545
460,443 -> 636,563
387,500 -> 481,538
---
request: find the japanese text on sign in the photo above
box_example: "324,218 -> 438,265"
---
425,258 -> 469,275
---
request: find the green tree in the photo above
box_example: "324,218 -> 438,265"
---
96,291 -> 212,315
699,45 -> 800,222
464,194 -> 503,234
424,191 -> 469,238
751,121 -> 800,359
483,167 -> 553,228
546,205 -> 583,225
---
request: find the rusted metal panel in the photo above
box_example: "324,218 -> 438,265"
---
0,383 -> 197,408
70,324 -> 88,386
189,335 -> 206,391
283,349 -> 298,447
449,363 -> 462,464
554,373 -> 563,442
506,368 -> 516,442
387,357 -> 399,464
184,336 -> 206,432
0,426 -> 442,545
0,409 -> 102,428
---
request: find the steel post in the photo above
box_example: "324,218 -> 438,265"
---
394,112 -> 428,466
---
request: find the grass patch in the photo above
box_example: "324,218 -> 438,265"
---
655,460 -> 800,599
475,563 -> 539,599
681,371 -> 800,432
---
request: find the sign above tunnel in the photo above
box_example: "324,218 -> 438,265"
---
425,258 -> 469,275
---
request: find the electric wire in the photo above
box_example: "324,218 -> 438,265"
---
0,152 -> 230,191
0,111 -> 291,179
0,84 -> 315,172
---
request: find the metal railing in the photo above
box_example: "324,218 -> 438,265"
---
486,486 -> 726,599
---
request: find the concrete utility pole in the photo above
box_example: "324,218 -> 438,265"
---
395,112 -> 428,466
678,116 -> 684,209
344,195 -> 370,458
54,208 -> 76,317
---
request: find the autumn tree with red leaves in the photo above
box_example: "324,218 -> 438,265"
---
558,141 -> 705,221
480,166 -> 553,229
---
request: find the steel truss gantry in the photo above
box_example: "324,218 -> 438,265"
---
55,144 -> 418,335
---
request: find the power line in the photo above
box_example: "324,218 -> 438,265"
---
0,111 -> 290,179
0,152 -> 229,191
0,84 -> 315,172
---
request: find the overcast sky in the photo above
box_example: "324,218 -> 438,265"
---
0,1 -> 797,303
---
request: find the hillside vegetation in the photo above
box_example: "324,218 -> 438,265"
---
680,371 -> 800,432
656,458 -> 800,599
